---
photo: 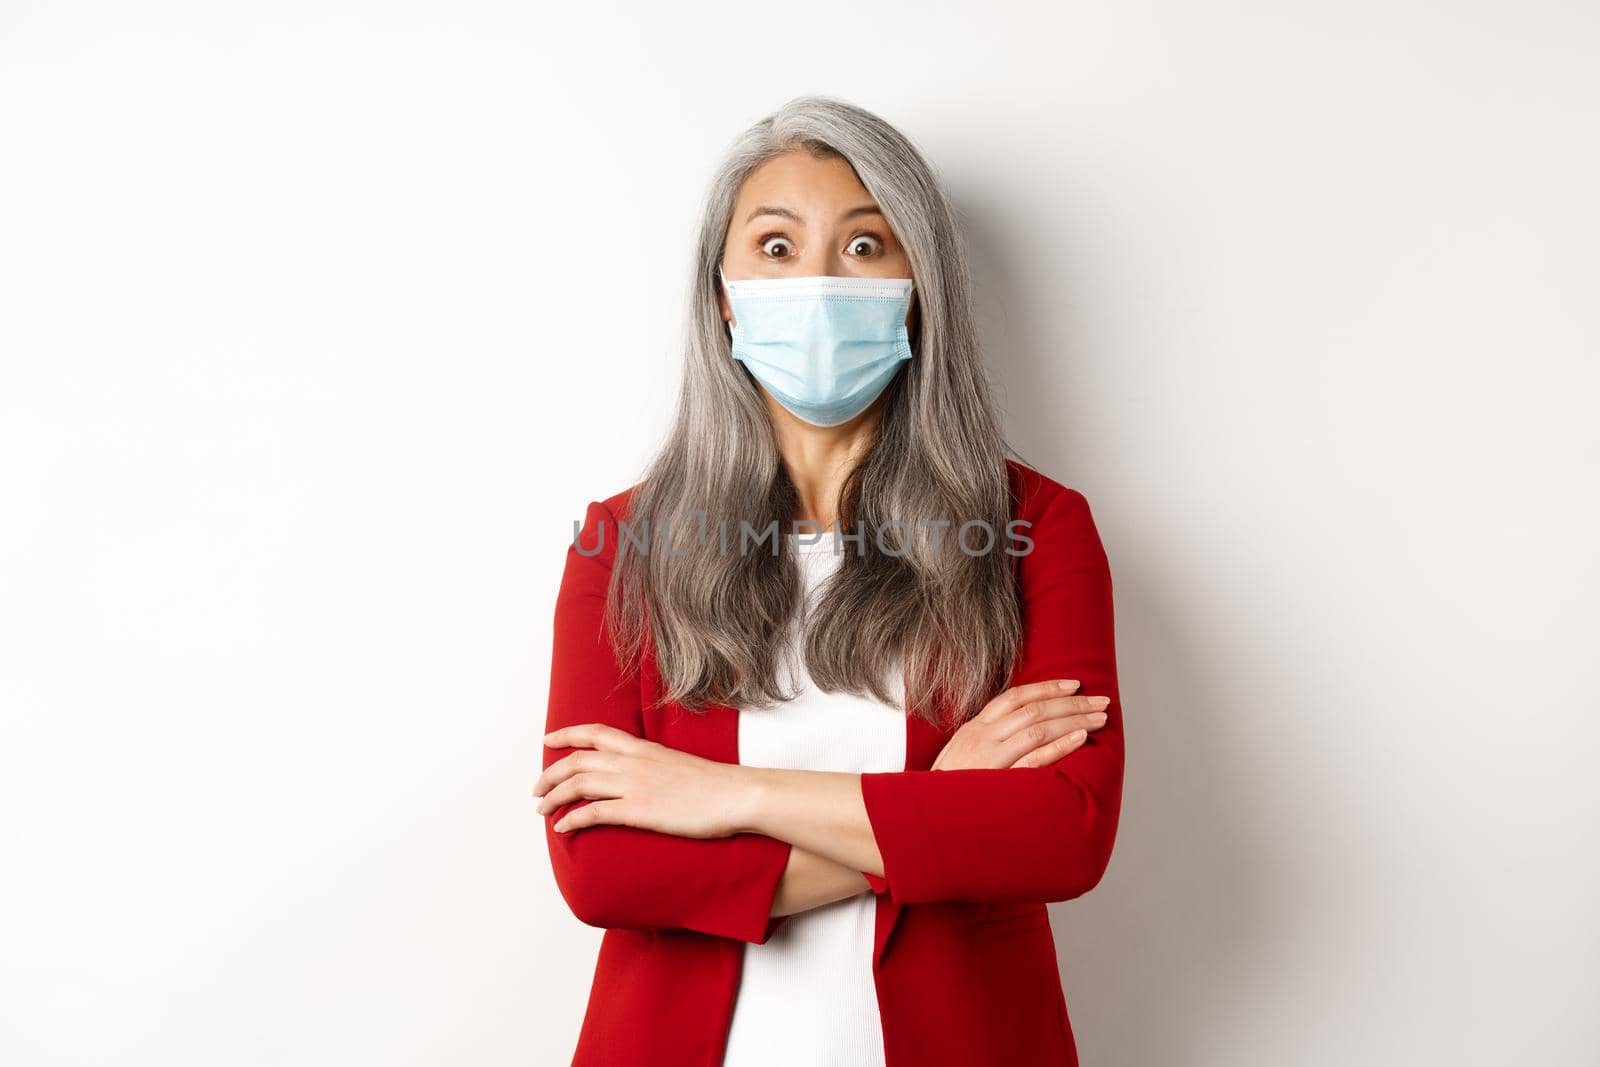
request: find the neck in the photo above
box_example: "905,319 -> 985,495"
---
765,395 -> 883,531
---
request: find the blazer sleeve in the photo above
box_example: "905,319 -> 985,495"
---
857,486 -> 1125,905
542,499 -> 796,943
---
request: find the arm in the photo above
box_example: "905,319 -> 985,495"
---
773,846 -> 873,917
543,499 -> 798,943
740,487 -> 1125,905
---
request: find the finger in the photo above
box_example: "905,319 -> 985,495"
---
536,763 -> 626,811
995,693 -> 1108,724
552,798 -> 631,833
993,711 -> 1106,766
991,695 -> 1110,740
533,749 -> 586,797
537,771 -> 624,815
993,716 -> 1081,764
543,723 -> 644,755
975,679 -> 1081,724
1028,711 -> 1109,739
532,749 -> 621,798
1010,728 -> 1089,769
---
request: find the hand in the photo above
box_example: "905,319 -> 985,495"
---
535,723 -> 757,838
931,678 -> 1110,771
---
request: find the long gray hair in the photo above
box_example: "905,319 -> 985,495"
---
607,94 -> 1021,728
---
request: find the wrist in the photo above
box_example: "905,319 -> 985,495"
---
729,764 -> 778,835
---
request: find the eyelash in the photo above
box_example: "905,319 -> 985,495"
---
758,231 -> 886,257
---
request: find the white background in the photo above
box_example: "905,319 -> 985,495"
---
3,3 -> 1597,1065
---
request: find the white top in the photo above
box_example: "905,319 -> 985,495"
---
720,535 -> 908,1067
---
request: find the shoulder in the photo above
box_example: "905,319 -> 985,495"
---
565,482 -> 645,572
596,482 -> 643,523
1004,457 -> 1090,524
1003,458 -> 1107,571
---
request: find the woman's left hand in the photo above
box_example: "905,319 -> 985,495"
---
535,723 -> 758,838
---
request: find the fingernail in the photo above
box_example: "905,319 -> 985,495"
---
1068,729 -> 1087,743
1089,712 -> 1107,725
1058,679 -> 1079,690
1090,696 -> 1110,709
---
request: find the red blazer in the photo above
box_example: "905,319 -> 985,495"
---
542,458 -> 1124,1066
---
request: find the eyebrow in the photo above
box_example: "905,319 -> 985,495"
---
743,203 -> 885,224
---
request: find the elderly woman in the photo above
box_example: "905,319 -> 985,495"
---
534,95 -> 1124,1067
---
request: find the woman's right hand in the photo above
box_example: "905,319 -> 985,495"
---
931,679 -> 1110,771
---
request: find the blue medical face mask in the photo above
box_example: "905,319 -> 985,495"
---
719,264 -> 916,428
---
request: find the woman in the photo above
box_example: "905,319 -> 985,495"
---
533,95 -> 1124,1067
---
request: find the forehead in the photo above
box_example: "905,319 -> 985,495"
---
732,150 -> 875,217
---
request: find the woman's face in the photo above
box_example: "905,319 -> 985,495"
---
718,149 -> 917,332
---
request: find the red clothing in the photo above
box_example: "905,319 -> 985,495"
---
542,458 -> 1125,1066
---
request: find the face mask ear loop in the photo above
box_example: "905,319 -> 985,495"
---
717,262 -> 735,334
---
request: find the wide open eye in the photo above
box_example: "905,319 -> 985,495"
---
845,233 -> 883,257
760,235 -> 794,259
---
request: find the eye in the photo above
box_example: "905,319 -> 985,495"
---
846,232 -> 883,257
760,234 -> 794,259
